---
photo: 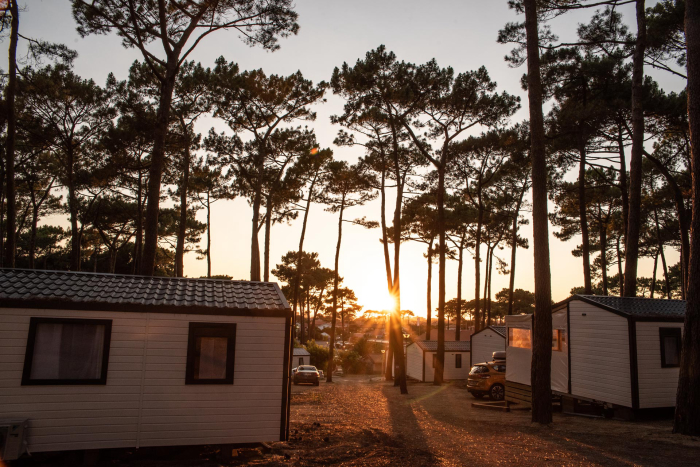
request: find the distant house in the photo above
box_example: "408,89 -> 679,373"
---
505,295 -> 686,416
0,269 -> 293,457
293,347 -> 310,367
416,328 -> 474,342
470,326 -> 506,367
405,340 -> 471,382
366,353 -> 383,374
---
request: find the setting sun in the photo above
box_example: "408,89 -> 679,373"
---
360,285 -> 397,312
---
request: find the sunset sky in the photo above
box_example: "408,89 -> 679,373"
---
14,1 -> 685,317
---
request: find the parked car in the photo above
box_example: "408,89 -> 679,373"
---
318,369 -> 325,379
293,365 -> 320,386
467,360 -> 506,401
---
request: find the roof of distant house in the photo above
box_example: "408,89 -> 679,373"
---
489,326 -> 506,338
0,268 -> 290,316
558,294 -> 686,320
293,347 -> 310,356
411,340 -> 471,352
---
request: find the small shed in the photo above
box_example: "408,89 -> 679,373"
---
0,269 -> 293,455
505,295 -> 686,414
406,340 -> 470,382
469,326 -> 506,367
293,347 -> 310,367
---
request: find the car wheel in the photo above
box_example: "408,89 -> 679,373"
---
489,383 -> 505,401
293,380 -> 298,385
314,381 -> 320,386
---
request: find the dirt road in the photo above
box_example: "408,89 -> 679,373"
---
278,375 -> 700,466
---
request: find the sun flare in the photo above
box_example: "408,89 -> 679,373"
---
361,285 -> 398,312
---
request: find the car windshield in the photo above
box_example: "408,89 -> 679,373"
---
469,365 -> 489,375
299,366 -> 317,372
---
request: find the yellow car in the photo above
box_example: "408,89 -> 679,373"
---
467,360 -> 506,401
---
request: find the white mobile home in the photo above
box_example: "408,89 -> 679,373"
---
293,347 -> 310,367
505,295 -> 685,415
405,340 -> 470,382
469,326 -> 506,367
0,269 -> 293,459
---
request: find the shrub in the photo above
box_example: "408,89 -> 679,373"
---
340,350 -> 365,374
305,340 -> 329,371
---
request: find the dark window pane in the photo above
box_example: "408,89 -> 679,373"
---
30,322 -> 105,380
456,354 -> 462,369
663,336 -> 680,366
195,336 -> 228,380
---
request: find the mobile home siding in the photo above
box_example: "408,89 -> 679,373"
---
470,329 -> 505,367
0,307 -> 285,453
636,321 -> 683,409
405,344 -> 424,381
421,351 -> 469,382
569,301 -> 632,407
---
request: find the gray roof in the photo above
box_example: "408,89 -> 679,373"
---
293,347 -> 310,356
490,326 -> 506,337
574,294 -> 686,320
412,340 -> 471,352
0,269 -> 290,316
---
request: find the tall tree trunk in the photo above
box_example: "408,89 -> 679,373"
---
644,150 -> 690,296
29,205 -> 39,269
206,192 -> 211,277
524,0 -> 553,425
508,184 -> 526,315
292,175 -> 318,350
391,157 -> 407,394
426,239 -> 433,340
651,248 -> 658,298
326,198 -> 345,383
456,240 -> 463,341
579,147 -> 592,293
654,209 -> 671,298
433,165 -> 446,386
175,146 -> 190,277
674,0 -> 700,434
68,155 -> 81,271
250,186 -> 262,281
3,0 -> 18,267
624,0 -> 647,297
487,246 -> 494,327
474,195 -> 484,332
617,236 -> 624,296
482,244 -> 490,329
134,171 -> 143,274
600,221 -> 609,296
140,64 -> 178,276
617,121 -> 629,243
263,194 -> 273,282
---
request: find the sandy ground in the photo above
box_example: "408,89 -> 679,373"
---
13,376 -> 700,466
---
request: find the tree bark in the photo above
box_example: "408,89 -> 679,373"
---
524,0 -> 553,425
134,171 -> 143,274
579,146 -> 592,293
674,0 -> 700,434
623,0 -> 647,297
617,121 -> 629,244
140,63 -> 178,276
3,0 -> 18,267
487,245 -> 494,327
326,198 -> 345,383
616,236 -> 624,296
